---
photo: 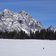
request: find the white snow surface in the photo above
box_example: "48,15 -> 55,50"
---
0,9 -> 43,33
0,39 -> 56,56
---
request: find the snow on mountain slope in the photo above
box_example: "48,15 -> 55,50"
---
47,25 -> 56,32
0,9 -> 43,33
0,39 -> 56,56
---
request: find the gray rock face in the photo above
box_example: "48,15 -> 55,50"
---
0,9 -> 43,34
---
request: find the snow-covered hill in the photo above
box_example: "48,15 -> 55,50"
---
0,9 -> 43,34
47,25 -> 56,32
0,39 -> 56,56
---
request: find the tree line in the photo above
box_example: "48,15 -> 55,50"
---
0,29 -> 56,40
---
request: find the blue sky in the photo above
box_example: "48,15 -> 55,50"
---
0,0 -> 56,28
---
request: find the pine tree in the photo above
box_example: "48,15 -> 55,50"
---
35,31 -> 40,39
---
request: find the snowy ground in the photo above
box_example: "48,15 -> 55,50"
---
0,39 -> 56,56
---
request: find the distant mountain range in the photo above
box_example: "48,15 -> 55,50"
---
47,25 -> 56,32
0,9 -> 56,34
0,9 -> 43,34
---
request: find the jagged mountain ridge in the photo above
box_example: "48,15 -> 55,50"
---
0,9 -> 43,34
47,25 -> 56,32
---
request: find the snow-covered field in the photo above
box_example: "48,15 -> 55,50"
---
0,39 -> 56,56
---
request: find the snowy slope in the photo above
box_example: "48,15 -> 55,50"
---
0,39 -> 56,56
0,9 -> 43,34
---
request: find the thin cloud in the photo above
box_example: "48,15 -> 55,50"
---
0,1 -> 56,7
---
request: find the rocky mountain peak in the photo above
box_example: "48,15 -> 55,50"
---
0,9 -> 43,34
